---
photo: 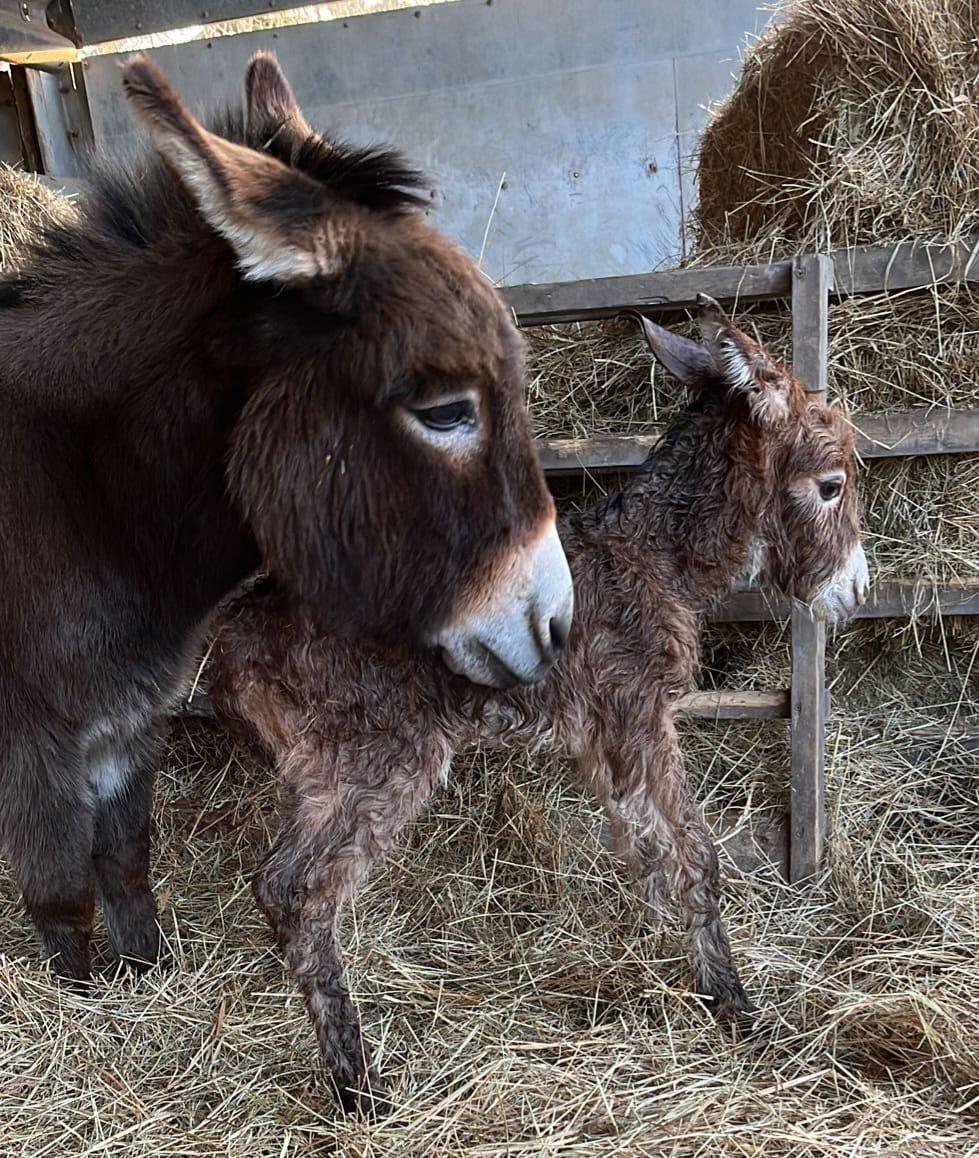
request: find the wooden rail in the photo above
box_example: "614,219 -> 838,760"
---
502,238 -> 979,323
676,689 -> 789,720
716,578 -> 979,623
183,687 -> 792,722
538,407 -> 979,474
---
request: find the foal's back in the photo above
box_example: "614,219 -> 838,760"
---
211,506 -> 698,767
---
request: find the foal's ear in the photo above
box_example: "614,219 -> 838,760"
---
696,293 -> 789,420
123,54 -> 356,282
634,314 -> 716,385
244,51 -> 311,145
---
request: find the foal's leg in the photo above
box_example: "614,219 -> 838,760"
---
582,713 -> 750,1020
1,743 -> 96,982
256,733 -> 449,1116
91,727 -> 161,971
576,745 -> 673,929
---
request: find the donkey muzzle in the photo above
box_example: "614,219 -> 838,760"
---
431,519 -> 574,688
810,542 -> 870,622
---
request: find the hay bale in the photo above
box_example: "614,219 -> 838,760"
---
695,0 -> 979,255
0,165 -> 76,273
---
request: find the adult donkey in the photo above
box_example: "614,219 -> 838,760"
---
0,54 -> 572,984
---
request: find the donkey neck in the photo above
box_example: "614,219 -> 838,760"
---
0,199 -> 261,617
0,205 -> 234,396
589,404 -> 773,609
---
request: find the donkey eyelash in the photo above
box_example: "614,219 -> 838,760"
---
410,398 -> 477,432
399,392 -> 482,450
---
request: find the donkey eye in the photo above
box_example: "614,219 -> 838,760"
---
819,479 -> 844,501
411,399 -> 476,432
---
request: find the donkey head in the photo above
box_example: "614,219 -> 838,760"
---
639,296 -> 868,621
122,54 -> 572,687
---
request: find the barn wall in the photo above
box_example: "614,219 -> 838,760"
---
78,0 -> 773,283
0,69 -> 24,165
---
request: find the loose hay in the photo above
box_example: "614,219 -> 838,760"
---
0,165 -> 77,273
2,2 -> 979,1149
2,637 -> 976,1157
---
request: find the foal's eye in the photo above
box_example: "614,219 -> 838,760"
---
411,399 -> 476,432
818,479 -> 844,501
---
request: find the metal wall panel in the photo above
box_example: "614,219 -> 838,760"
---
80,0 -> 772,283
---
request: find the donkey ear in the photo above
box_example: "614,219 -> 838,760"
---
635,314 -> 716,385
123,55 -> 354,283
694,292 -> 732,344
244,51 -> 311,144
696,292 -> 788,415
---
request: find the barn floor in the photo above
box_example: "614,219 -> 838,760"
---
0,624 -> 976,1156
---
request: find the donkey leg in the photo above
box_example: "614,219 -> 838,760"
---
575,746 -> 673,926
258,853 -> 386,1117
91,731 -> 161,972
256,735 -> 448,1115
590,717 -> 750,1021
1,751 -> 96,982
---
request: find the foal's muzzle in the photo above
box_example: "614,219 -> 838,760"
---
809,542 -> 870,622
431,519 -> 574,688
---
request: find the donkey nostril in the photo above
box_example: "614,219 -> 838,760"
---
548,614 -> 570,655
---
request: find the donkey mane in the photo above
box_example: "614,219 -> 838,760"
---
574,393 -> 729,531
9,109 -> 429,280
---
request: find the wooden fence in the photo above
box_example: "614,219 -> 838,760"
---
179,239 -> 979,881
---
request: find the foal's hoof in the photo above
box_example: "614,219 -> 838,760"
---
116,948 -> 169,978
704,976 -> 755,1029
332,1069 -> 393,1119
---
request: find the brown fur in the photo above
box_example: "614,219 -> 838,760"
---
0,54 -> 560,986
211,300 -> 867,1114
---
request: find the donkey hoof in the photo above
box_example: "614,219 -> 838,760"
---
332,1070 -> 393,1119
702,975 -> 754,1026
55,969 -> 95,995
116,947 -> 169,978
48,948 -> 94,990
105,897 -> 161,969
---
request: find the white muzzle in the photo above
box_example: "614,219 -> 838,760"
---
809,542 -> 870,622
430,519 -> 574,688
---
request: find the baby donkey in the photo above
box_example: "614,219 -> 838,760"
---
211,297 -> 868,1113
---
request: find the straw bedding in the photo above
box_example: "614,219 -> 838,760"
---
1,634 -> 976,1155
0,166 -> 76,274
1,1 -> 978,1149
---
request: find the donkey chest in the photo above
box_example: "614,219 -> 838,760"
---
78,621 -> 209,801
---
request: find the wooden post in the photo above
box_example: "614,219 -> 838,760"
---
789,254 -> 833,882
